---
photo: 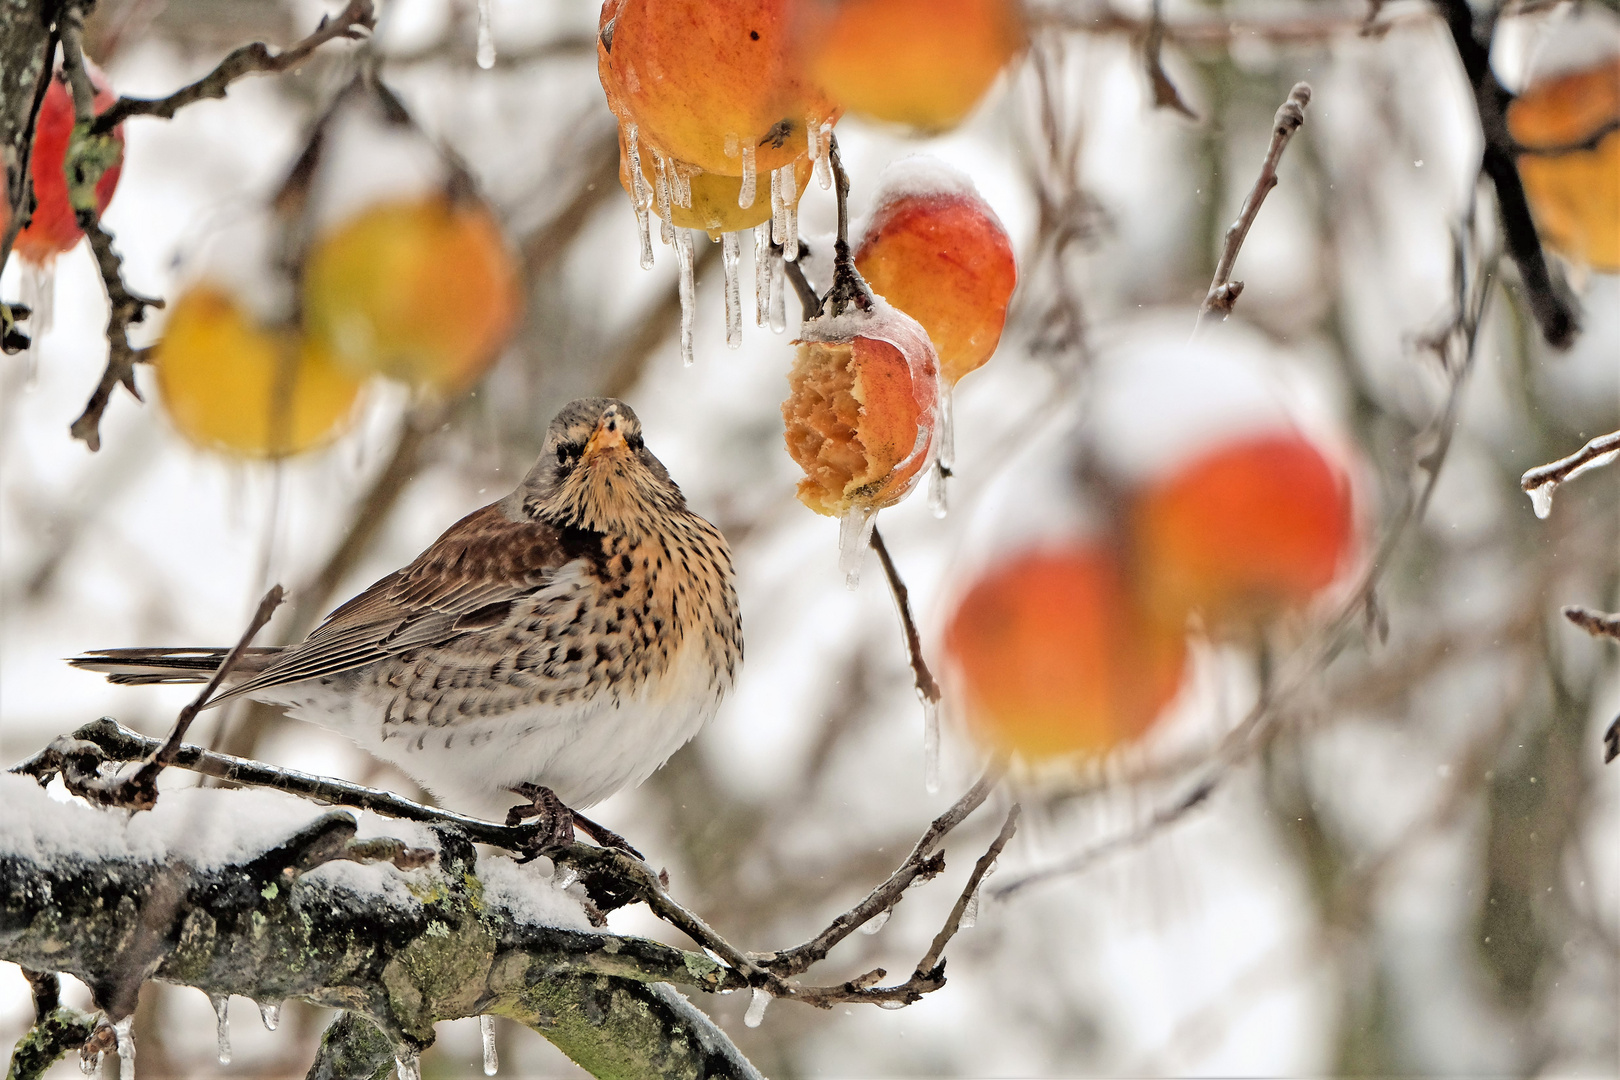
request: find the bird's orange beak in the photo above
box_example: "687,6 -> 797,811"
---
584,415 -> 627,460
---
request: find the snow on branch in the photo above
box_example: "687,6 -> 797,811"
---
0,770 -> 760,1080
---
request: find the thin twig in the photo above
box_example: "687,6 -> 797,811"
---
782,242 -> 821,320
1143,0 -> 1197,118
1194,82 -> 1311,333
89,0 -> 376,134
913,804 -> 1019,975
1520,429 -> 1620,505
819,133 -> 871,319
869,526 -> 942,706
1564,605 -> 1620,642
1431,0 -> 1578,347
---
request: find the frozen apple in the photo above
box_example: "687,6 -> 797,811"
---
783,299 -> 940,520
944,544 -> 1187,759
302,194 -> 521,394
616,124 -> 813,238
1508,57 -> 1620,271
597,0 -> 840,181
1131,432 -> 1354,628
0,63 -> 123,265
154,286 -> 364,458
805,0 -> 1026,132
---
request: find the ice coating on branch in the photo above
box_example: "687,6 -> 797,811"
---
625,125 -> 655,269
480,1015 -> 499,1075
754,222 -> 772,327
259,1001 -> 281,1031
922,695 -> 942,792
744,988 -> 770,1027
1521,434 -> 1620,519
676,228 -> 696,366
211,995 -> 231,1064
878,999 -> 907,1010
476,0 -> 496,69
723,231 -> 742,348
396,1052 -> 422,1080
113,1017 -> 134,1080
738,145 -> 757,209
860,907 -> 891,935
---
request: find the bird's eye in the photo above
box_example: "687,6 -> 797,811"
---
627,433 -> 644,451
556,443 -> 583,466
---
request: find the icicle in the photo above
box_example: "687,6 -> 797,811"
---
769,163 -> 785,246
738,145 -> 756,209
754,222 -> 772,327
878,1000 -> 907,1010
675,228 -> 695,367
922,696 -> 941,794
1528,484 -> 1554,519
815,122 -> 834,190
743,988 -> 770,1028
395,1052 -> 422,1080
722,231 -> 742,349
806,118 -> 821,165
778,165 -> 799,260
475,0 -> 496,69
768,251 -> 786,334
19,260 -> 55,344
724,132 -> 740,159
927,463 -> 949,519
259,1001 -> 281,1031
653,152 -> 674,246
929,390 -> 955,518
672,165 -> 692,209
626,125 -> 654,270
113,1017 -> 135,1080
211,995 -> 232,1065
838,507 -> 876,589
859,908 -> 891,935
479,1015 -> 499,1076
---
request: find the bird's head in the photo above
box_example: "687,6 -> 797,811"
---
508,397 -> 684,534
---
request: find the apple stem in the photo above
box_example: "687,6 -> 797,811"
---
821,132 -> 873,320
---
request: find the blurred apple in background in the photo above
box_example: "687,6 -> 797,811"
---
153,286 -> 364,458
945,543 -> 1188,758
301,194 -> 521,395
1130,431 -> 1355,631
804,0 -> 1026,132
1509,56 -> 1620,272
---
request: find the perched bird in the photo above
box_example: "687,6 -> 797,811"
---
73,398 -> 742,849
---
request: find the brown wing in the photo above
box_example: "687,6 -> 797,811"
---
213,504 -> 598,703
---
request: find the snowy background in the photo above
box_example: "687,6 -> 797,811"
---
2,0 -> 1617,1076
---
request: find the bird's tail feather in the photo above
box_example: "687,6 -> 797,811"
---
69,647 -> 282,686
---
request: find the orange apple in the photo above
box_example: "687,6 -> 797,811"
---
804,0 -> 1026,132
302,195 -> 521,394
1509,58 -> 1620,271
0,64 -> 123,265
944,544 -> 1187,758
1131,432 -> 1354,628
783,301 -> 940,516
855,160 -> 1016,386
598,0 -> 840,179
154,286 -> 364,458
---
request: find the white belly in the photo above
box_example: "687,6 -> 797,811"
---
271,638 -> 725,813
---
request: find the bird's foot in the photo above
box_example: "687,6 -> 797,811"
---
570,810 -> 644,860
506,783 -> 576,861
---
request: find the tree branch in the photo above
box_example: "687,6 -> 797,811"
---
88,0 -> 376,135
1520,428 -> 1620,516
1430,0 -> 1578,347
869,526 -> 942,706
1195,81 -> 1311,332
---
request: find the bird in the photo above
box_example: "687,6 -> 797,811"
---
72,397 -> 743,853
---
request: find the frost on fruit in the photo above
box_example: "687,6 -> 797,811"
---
782,300 -> 941,518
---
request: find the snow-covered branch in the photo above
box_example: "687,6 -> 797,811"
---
0,773 -> 760,1080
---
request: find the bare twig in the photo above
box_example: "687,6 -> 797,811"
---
1431,0 -> 1578,347
1143,0 -> 1197,118
1564,605 -> 1620,641
913,805 -> 1019,974
1194,82 -> 1311,332
68,587 -> 284,809
88,0 -> 376,134
1520,429 -> 1620,511
819,133 -> 871,320
67,218 -> 162,449
782,242 -> 821,320
869,526 -> 942,706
